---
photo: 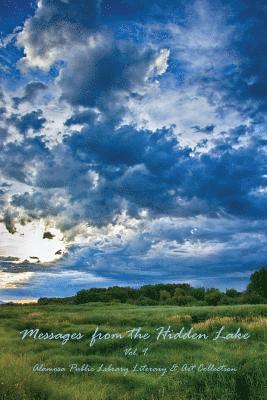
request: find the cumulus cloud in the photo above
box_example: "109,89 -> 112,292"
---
17,0 -> 100,70
16,0 -> 169,124
3,120 -> 265,234
58,37 -> 167,117
8,110 -> 46,135
12,81 -> 48,107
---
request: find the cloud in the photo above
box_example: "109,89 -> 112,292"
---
0,0 -> 266,298
171,0 -> 267,119
191,124 -> 215,134
3,118 -> 265,236
0,220 -> 66,264
12,81 -> 48,107
3,211 -> 17,234
17,0 -> 100,70
16,0 -> 169,124
45,214 -> 266,290
0,128 -> 7,148
0,136 -> 50,184
43,231 -> 55,239
64,109 -> 99,127
58,36 -> 169,121
8,110 -> 46,134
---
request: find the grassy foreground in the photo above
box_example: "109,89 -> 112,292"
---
0,303 -> 266,400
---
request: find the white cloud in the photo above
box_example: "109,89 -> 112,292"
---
0,271 -> 34,289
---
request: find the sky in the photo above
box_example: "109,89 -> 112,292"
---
0,0 -> 266,302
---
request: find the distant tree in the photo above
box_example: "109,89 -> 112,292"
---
219,295 -> 236,305
247,268 -> 267,299
107,286 -> 137,303
75,288 -> 108,303
177,283 -> 192,290
37,275 -> 267,307
182,295 -> 195,306
139,285 -> 158,300
175,296 -> 188,306
75,290 -> 89,304
173,287 -> 184,298
226,288 -> 239,298
136,296 -> 157,306
173,288 -> 185,305
38,297 -> 50,305
160,290 -> 171,302
242,292 -> 265,304
193,287 -> 205,300
173,288 -> 195,306
205,289 -> 222,306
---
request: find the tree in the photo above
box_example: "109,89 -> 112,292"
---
193,287 -> 205,300
107,286 -> 137,302
159,290 -> 171,302
173,288 -> 195,306
242,292 -> 264,304
173,287 -> 184,298
75,288 -> 108,303
247,267 -> 267,299
139,285 -> 158,300
205,289 -> 222,306
38,297 -> 50,305
136,296 -> 157,306
226,288 -> 239,298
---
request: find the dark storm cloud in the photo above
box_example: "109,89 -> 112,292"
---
17,0 -> 166,122
11,191 -> 64,217
58,39 -> 164,120
190,0 -> 267,119
52,218 -> 266,289
8,120 -> 266,229
0,136 -> 50,183
3,0 -> 266,227
61,122 -> 265,222
226,1 -> 267,112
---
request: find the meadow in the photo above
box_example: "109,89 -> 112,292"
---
0,303 -> 266,400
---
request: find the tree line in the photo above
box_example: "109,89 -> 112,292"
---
38,267 -> 266,306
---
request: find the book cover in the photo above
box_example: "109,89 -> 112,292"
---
0,1 -> 266,399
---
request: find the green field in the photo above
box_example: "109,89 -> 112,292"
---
0,303 -> 266,400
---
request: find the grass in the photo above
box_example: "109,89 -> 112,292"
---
0,303 -> 266,400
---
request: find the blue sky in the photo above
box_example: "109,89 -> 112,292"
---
0,0 -> 266,301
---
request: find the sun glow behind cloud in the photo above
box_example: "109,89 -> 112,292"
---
0,220 -> 66,263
